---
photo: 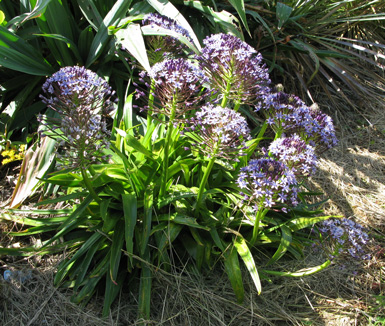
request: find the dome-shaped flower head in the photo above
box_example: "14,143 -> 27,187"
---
142,13 -> 193,63
39,66 -> 115,168
188,104 -> 251,161
256,91 -> 338,152
196,33 -> 270,106
138,58 -> 208,122
268,134 -> 318,177
237,158 -> 299,212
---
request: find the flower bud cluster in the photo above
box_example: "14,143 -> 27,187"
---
196,33 -> 270,105
255,91 -> 338,152
268,134 -> 318,177
40,66 -> 115,168
137,58 -> 208,121
237,158 -> 299,212
188,104 -> 251,160
142,13 -> 193,63
318,218 -> 370,260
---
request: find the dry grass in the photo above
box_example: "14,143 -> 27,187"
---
1,103 -> 384,326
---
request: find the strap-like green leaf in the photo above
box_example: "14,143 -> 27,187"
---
227,0 -> 250,35
113,23 -> 151,72
86,0 -> 133,67
0,26 -> 53,75
122,192 -> 137,270
263,260 -> 331,277
234,236 -> 262,295
266,225 -> 292,266
223,245 -> 244,303
146,0 -> 201,50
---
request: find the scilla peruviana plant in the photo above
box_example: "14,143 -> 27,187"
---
3,14 -> 342,320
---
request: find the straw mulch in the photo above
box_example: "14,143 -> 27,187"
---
1,104 -> 384,326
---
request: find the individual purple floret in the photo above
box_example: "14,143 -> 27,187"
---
268,134 -> 318,177
39,66 -> 115,168
188,104 -> 251,160
255,91 -> 338,152
196,33 -> 270,106
137,58 -> 208,121
319,218 -> 370,260
142,13 -> 193,63
237,158 -> 299,212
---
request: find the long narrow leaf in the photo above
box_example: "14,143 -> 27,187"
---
223,246 -> 244,303
146,0 -> 201,50
234,236 -> 262,295
86,0 -> 133,67
122,193 -> 137,270
0,26 -> 53,75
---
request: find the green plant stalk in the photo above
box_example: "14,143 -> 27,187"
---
159,99 -> 177,198
221,76 -> 233,108
195,143 -> 220,214
80,166 -> 100,203
147,80 -> 156,129
249,206 -> 268,247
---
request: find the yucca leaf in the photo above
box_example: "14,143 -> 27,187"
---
223,245 -> 244,303
234,236 -> 262,295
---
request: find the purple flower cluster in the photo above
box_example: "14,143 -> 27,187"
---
142,13 -> 193,63
237,158 -> 299,212
196,33 -> 270,105
188,104 -> 251,160
137,58 -> 208,121
40,66 -> 114,168
319,218 -> 370,260
255,91 -> 338,152
268,134 -> 317,177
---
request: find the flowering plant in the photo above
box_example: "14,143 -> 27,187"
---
3,14 -> 341,320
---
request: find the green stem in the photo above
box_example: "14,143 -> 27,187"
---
80,166 -> 100,203
159,101 -> 177,198
195,146 -> 219,214
221,78 -> 232,108
147,80 -> 156,129
233,100 -> 241,112
249,207 -> 268,247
